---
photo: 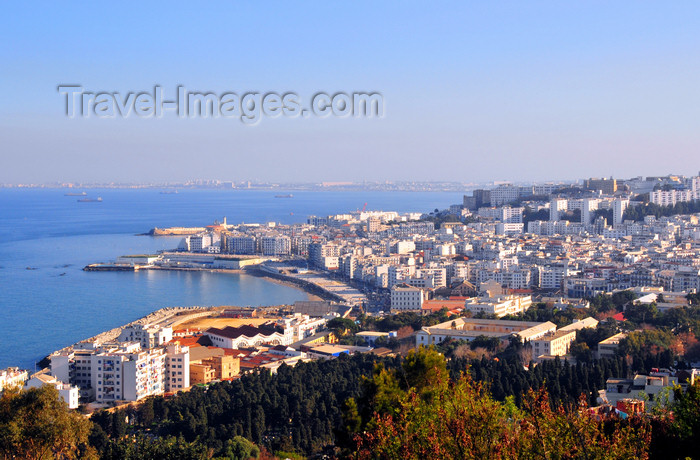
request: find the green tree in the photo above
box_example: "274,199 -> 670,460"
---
327,317 -> 358,335
671,380 -> 700,457
102,434 -> 208,460
0,385 -> 96,459
219,436 -> 260,460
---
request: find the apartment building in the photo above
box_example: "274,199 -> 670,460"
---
463,294 -> 532,318
390,283 -> 425,311
94,344 -> 167,403
49,341 -> 188,403
118,323 -> 173,349
532,330 -> 577,359
489,185 -> 522,206
164,343 -> 189,392
261,235 -> 291,256
649,189 -> 695,207
224,235 -> 257,254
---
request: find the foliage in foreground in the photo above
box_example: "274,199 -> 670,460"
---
348,347 -> 651,460
0,385 -> 95,459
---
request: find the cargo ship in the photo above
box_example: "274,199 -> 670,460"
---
64,192 -> 87,196
274,194 -> 294,198
78,197 -> 102,202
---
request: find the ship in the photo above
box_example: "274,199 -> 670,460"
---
77,197 -> 102,202
274,194 -> 294,198
160,190 -> 179,194
64,192 -> 87,196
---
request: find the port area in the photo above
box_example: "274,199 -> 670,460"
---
140,226 -> 208,236
84,253 -> 368,307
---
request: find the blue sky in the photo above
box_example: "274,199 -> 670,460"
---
1,2 -> 699,184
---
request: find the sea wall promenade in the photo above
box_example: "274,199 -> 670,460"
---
254,263 -> 367,306
50,306 -> 213,356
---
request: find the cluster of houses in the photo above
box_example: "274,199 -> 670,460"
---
4,302 -> 389,409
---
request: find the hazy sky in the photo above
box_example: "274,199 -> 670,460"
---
1,2 -> 699,184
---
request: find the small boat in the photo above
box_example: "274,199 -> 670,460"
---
275,194 -> 294,198
64,192 -> 87,196
78,197 -> 103,202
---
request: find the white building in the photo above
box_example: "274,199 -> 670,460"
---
92,343 -> 167,403
225,235 -> 257,254
416,317 -> 556,347
532,330 -> 577,360
261,235 -> 291,256
581,198 -> 599,225
613,199 -> 629,227
49,341 -> 187,403
604,371 -> 678,411
205,324 -> 289,349
489,185 -> 521,206
463,294 -> 532,318
390,283 -> 425,311
118,323 -> 173,349
25,373 -> 80,409
496,222 -> 524,235
550,198 -> 568,222
276,314 -> 328,342
164,343 -> 190,392
649,189 -> 694,207
0,367 -> 28,392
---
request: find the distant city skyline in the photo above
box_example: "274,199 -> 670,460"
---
2,2 -> 699,184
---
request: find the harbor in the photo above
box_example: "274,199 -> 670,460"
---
84,251 -> 367,307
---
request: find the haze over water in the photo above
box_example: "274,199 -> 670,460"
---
0,189 -> 463,369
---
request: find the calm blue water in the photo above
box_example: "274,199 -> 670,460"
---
0,189 -> 464,369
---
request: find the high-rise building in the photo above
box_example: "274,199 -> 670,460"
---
613,199 -> 629,226
550,198 -> 567,221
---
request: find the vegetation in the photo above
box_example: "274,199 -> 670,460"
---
348,347 -> 651,460
522,208 -> 549,226
623,200 -> 700,222
0,385 -> 95,459
358,309 -> 450,332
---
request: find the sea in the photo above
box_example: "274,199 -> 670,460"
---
0,188 -> 465,370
